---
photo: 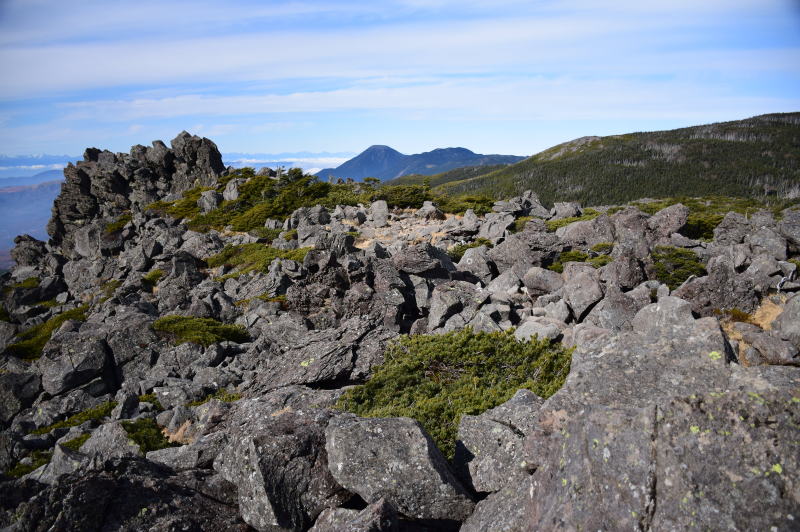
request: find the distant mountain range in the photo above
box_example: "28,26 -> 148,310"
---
392,112 -> 800,205
315,145 -> 525,181
0,178 -> 62,268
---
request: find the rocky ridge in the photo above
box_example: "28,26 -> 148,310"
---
0,133 -> 799,531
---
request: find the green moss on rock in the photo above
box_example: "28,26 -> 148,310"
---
31,401 -> 117,435
4,305 -> 90,360
337,328 -> 573,459
152,315 -> 249,346
121,418 -> 179,454
205,243 -> 310,279
651,245 -> 707,290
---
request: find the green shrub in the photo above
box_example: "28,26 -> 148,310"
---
104,213 -> 132,234
31,401 -> 117,435
142,269 -> 165,291
447,238 -> 493,262
337,328 -> 573,459
713,308 -> 754,324
248,227 -> 283,241
590,242 -> 614,254
101,279 -> 122,300
60,433 -> 91,452
137,393 -> 164,411
187,387 -> 242,407
4,305 -> 90,360
435,194 -> 494,215
545,209 -> 601,232
371,185 -> 430,209
283,229 -> 298,241
121,418 -> 180,454
4,450 -> 53,478
547,250 -> 590,273
651,246 -> 707,289
152,315 -> 249,346
511,216 -> 533,233
684,212 -> 725,241
789,258 -> 800,270
205,243 -> 310,279
588,255 -> 613,268
12,277 -> 40,290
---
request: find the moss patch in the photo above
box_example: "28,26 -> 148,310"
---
31,401 -> 117,435
104,213 -> 132,234
138,393 -> 164,411
186,387 -> 242,407
651,245 -> 707,290
337,328 -> 573,459
152,315 -> 249,346
205,243 -> 311,279
121,418 -> 180,454
4,450 -> 52,478
4,305 -> 90,360
12,277 -> 40,290
142,269 -> 165,291
545,209 -> 601,232
60,433 -> 91,452
447,238 -> 493,262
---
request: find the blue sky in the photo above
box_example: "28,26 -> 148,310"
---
0,0 -> 799,163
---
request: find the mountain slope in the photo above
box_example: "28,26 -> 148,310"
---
435,112 -> 800,205
316,145 -> 524,181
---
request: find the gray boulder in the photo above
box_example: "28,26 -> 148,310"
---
514,317 -> 564,341
39,333 -> 112,396
647,203 -> 688,242
310,498 -> 398,532
550,202 -> 581,220
214,407 -> 348,531
325,416 -> 475,522
81,422 -> 142,460
561,262 -> 603,320
0,371 -> 41,424
222,177 -> 247,201
454,389 -> 542,493
427,280 -> 489,332
522,266 -> 563,297
773,293 -> 800,348
198,190 -> 222,213
370,200 -> 389,227
414,201 -> 446,220
457,245 -> 496,284
477,213 -> 514,240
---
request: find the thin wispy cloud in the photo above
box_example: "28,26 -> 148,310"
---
0,0 -> 798,155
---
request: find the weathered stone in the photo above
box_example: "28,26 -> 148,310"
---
214,407 -> 348,531
454,390 -> 543,493
370,200 -> 389,227
40,333 -> 113,396
198,190 -> 222,213
456,245 -> 496,284
310,498 -> 398,532
0,372 -> 41,424
522,266 -> 563,297
561,262 -> 603,320
325,416 -> 475,523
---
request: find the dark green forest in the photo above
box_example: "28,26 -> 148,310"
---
424,112 -> 800,206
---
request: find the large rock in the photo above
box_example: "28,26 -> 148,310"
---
522,266 -> 563,297
561,262 -> 603,320
370,200 -> 389,227
214,408 -> 348,531
647,203 -> 688,242
392,243 -> 455,276
39,333 -> 114,396
0,371 -> 41,424
457,245 -> 496,284
325,416 -> 475,523
773,293 -> 800,348
427,280 -> 489,332
454,389 -> 542,493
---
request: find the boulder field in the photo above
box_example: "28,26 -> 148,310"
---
0,133 -> 798,531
